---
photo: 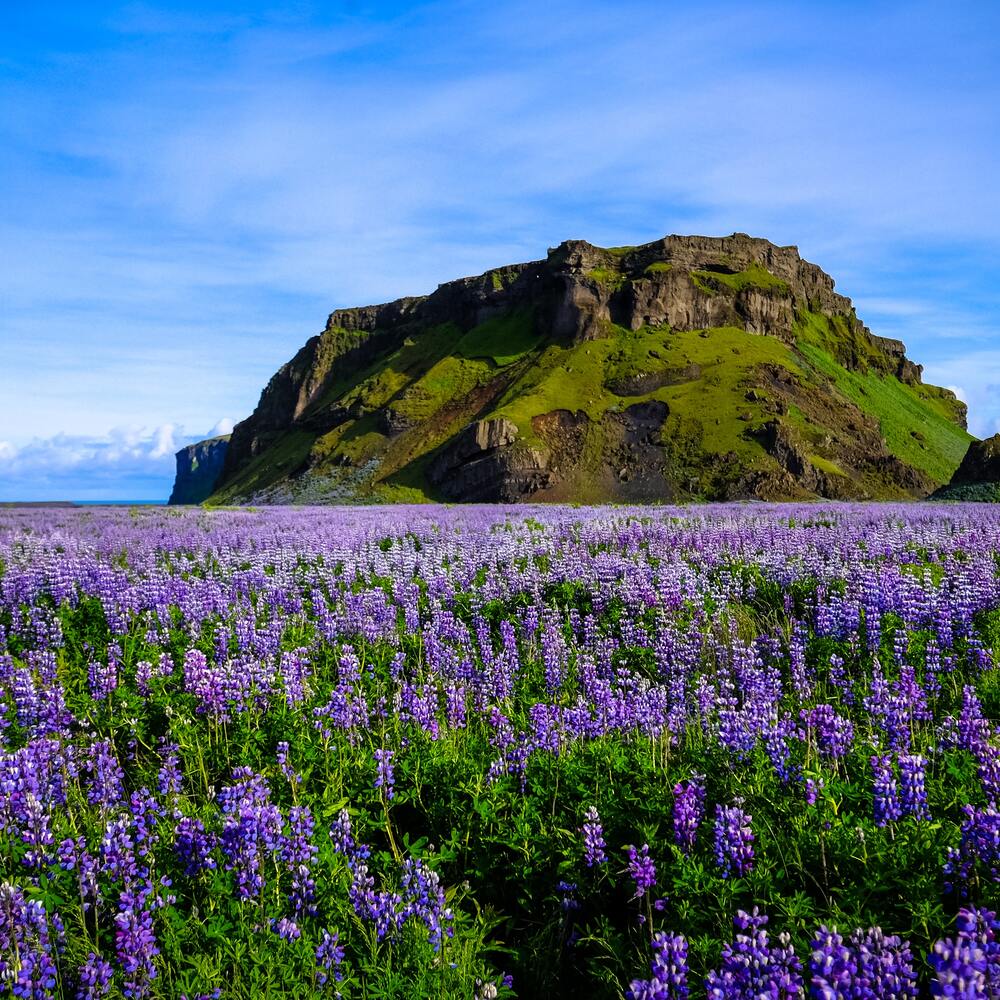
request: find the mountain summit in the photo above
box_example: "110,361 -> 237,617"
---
198,233 -> 970,505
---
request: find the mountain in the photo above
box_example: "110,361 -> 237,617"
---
202,233 -> 971,505
168,436 -> 230,505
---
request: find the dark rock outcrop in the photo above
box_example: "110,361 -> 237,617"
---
949,435 -> 1000,485
168,436 -> 230,505
931,435 -> 1000,501
427,418 -> 553,502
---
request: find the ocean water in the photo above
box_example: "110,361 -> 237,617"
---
73,500 -> 168,506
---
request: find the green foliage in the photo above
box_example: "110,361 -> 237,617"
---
209,429 -> 315,504
585,267 -> 628,291
690,263 -> 790,295
454,309 -> 542,366
795,315 -> 972,484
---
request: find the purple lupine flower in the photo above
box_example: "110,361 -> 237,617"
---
810,924 -> 918,997
871,755 -> 902,827
88,657 -> 117,701
673,777 -> 705,855
217,769 -> 283,900
805,777 -> 824,807
898,754 -> 930,820
557,880 -> 580,913
928,907 -> 1000,997
114,888 -> 159,998
714,801 -> 754,878
809,926 -> 854,996
627,844 -> 657,899
271,916 -> 301,941
628,931 -> 689,999
706,909 -> 802,998
0,883 -> 59,1000
800,704 -> 854,760
581,806 -> 607,867
330,808 -> 369,868
853,926 -> 918,997
156,742 -> 182,799
399,856 -> 454,951
374,748 -> 396,800
315,929 -> 345,987
76,951 -> 114,999
944,805 -> 1000,896
276,741 -> 297,783
174,816 -> 217,876
282,805 -> 318,916
135,660 -> 153,696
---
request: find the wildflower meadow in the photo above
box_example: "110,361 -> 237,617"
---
2,502 -> 1000,998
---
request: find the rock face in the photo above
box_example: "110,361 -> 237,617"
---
208,233 -> 971,505
932,435 -> 1000,501
168,436 -> 230,505
949,435 -> 1000,485
427,418 -> 553,502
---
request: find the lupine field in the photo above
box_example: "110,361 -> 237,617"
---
3,504 -> 1000,999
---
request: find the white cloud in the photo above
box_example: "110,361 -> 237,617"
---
209,417 -> 234,437
149,423 -> 177,459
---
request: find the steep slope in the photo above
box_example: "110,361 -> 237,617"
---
205,234 -> 970,504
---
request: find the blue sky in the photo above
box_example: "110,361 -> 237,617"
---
2,1 -> 999,500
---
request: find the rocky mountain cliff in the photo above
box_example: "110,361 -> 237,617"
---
199,233 -> 971,505
168,436 -> 230,505
932,435 -> 1000,502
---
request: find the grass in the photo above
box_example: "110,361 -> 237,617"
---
392,356 -> 493,425
308,323 -> 466,418
643,262 -> 672,276
454,309 -> 542,366
795,323 -> 972,484
208,429 -> 315,503
690,263 -> 790,295
585,267 -> 629,291
489,324 -> 800,460
809,454 -> 847,477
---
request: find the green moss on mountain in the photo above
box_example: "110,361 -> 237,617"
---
691,263 -> 790,295
454,309 -> 541,365
794,314 -> 972,484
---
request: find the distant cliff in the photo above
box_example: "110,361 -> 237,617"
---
204,233 -> 971,504
168,436 -> 230,505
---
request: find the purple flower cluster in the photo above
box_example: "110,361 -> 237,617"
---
705,909 -> 802,998
811,924 -> 918,997
581,805 -> 607,867
928,907 -> 1000,997
627,931 -> 689,1000
627,844 -> 657,900
0,883 -> 59,1000
374,747 -> 396,800
713,802 -> 754,879
672,777 -> 705,856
